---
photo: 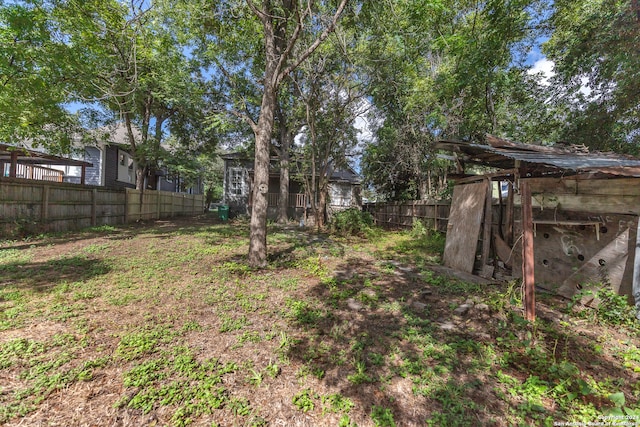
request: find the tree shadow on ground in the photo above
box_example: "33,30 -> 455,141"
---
0,255 -> 111,292
0,214 -> 228,251
281,255 -> 637,426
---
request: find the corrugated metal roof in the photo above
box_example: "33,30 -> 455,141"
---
437,136 -> 640,177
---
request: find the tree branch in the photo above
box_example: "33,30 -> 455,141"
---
277,0 -> 349,84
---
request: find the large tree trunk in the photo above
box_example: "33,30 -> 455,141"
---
248,83 -> 276,268
317,182 -> 328,231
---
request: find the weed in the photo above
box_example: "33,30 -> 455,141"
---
181,320 -> 203,333
284,298 -> 324,326
219,261 -> 252,276
234,330 -> 261,348
82,243 -> 110,254
371,405 -> 396,426
606,392 -> 640,417
570,287 -> 639,329
116,325 -> 175,360
321,393 -> 354,414
247,369 -> 263,386
265,361 -> 280,378
228,397 -> 252,416
347,360 -> 374,384
273,277 -> 299,291
369,352 -> 385,366
292,389 -> 317,412
219,314 -> 248,333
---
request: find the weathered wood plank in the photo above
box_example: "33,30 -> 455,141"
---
527,177 -> 640,196
443,181 -> 487,273
521,180 -> 536,322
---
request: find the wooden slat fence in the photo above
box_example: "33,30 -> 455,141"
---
0,177 -> 204,237
364,200 -> 451,232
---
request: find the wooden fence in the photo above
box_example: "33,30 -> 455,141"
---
364,200 -> 451,231
0,177 -> 204,236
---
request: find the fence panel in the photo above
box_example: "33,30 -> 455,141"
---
1,177 -> 204,237
364,201 -> 451,232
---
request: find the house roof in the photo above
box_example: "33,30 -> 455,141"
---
0,143 -> 92,167
436,135 -> 640,177
328,164 -> 361,184
220,152 -> 249,161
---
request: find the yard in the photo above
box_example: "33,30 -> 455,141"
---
1,215 -> 639,426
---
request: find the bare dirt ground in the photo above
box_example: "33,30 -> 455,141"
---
1,215 -> 639,426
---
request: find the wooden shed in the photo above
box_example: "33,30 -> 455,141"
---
436,135 -> 640,320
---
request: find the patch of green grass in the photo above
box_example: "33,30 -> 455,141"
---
118,347 -> 239,425
272,277 -> 300,291
81,243 -> 110,254
347,360 -> 375,384
424,380 -> 479,426
219,314 -> 248,333
321,393 -> 354,414
292,389 -> 317,412
0,333 -> 108,423
297,255 -> 330,279
284,298 -> 325,326
371,405 -> 396,426
116,325 -> 176,361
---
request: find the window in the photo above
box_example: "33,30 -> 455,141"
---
230,169 -> 244,195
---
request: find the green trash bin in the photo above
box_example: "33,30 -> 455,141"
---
218,205 -> 229,221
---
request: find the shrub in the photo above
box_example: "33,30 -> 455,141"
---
330,208 -> 377,237
409,219 -> 446,254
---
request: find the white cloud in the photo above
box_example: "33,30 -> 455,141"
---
528,57 -> 594,99
527,58 -> 555,86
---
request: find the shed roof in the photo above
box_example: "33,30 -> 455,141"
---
0,143 -> 92,167
436,135 -> 640,177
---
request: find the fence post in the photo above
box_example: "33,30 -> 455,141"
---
91,188 -> 97,226
41,185 -> 49,228
124,188 -> 129,223
156,191 -> 161,219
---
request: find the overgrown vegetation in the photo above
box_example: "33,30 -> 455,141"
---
1,216 -> 639,426
329,208 -> 377,238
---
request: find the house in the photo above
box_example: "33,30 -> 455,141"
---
221,152 -> 361,220
30,124 -> 202,194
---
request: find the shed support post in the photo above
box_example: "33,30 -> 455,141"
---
633,216 -> 640,319
480,177 -> 493,276
521,179 -> 536,322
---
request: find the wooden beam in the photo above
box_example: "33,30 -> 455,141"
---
521,180 -> 536,322
81,165 -> 86,185
634,217 -> 640,319
505,180 -> 514,245
480,177 -> 493,275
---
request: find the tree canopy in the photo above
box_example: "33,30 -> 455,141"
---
2,0 -> 638,259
